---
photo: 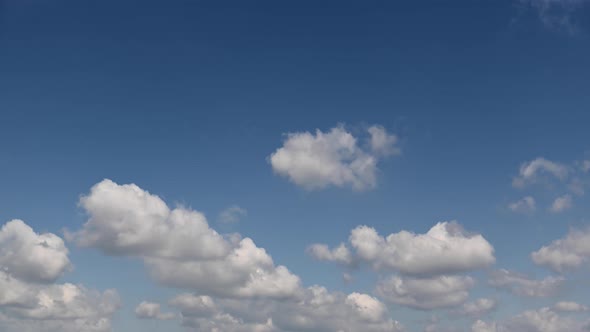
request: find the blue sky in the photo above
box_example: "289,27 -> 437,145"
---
1,1 -> 590,331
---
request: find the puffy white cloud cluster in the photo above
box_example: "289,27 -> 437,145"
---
309,221 -> 494,310
310,221 -> 495,275
553,301 -> 589,312
375,275 -> 475,310
488,269 -> 563,297
472,306 -> 590,332
531,227 -> 590,272
68,179 -> 406,330
68,179 -> 301,299
269,125 -> 399,190
135,301 -> 175,320
458,298 -> 497,316
0,220 -> 119,332
159,286 -> 404,332
0,220 -> 70,283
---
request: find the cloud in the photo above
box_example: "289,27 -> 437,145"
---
489,269 -> 564,297
0,219 -> 119,332
512,158 -> 569,188
376,275 -> 475,310
474,306 -> 590,332
520,0 -> 590,31
0,219 -> 71,283
552,301 -> 589,312
307,243 -> 354,267
68,179 -> 301,299
458,298 -> 498,316
508,196 -> 536,214
313,221 -> 494,276
268,125 -> 399,191
218,205 -> 247,224
164,286 -> 404,332
135,301 -> 176,320
531,227 -> 590,272
549,194 -> 573,213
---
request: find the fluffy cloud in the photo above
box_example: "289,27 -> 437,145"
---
512,158 -> 569,188
0,220 -> 119,332
163,286 -> 404,332
508,196 -> 536,214
306,243 -> 354,266
553,301 -> 589,312
458,298 -> 498,316
135,301 -> 175,320
312,221 -> 494,276
549,194 -> 573,213
531,227 -> 590,272
473,305 -> 590,332
0,220 -> 70,283
376,275 -> 475,310
489,269 -> 563,297
218,205 -> 247,224
68,179 -> 301,299
269,125 -> 399,190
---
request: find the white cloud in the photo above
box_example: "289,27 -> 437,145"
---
315,221 -> 494,276
0,220 -> 119,332
167,287 -> 404,332
269,125 -> 399,190
489,269 -> 563,297
218,205 -> 247,224
68,179 -> 301,299
553,301 -> 589,312
508,196 -> 536,214
549,194 -> 573,213
135,301 -> 176,320
459,298 -> 498,316
582,160 -> 590,172
512,158 -> 569,188
307,243 -> 354,267
531,227 -> 590,272
376,275 -> 475,310
0,219 -> 70,283
473,306 -> 590,332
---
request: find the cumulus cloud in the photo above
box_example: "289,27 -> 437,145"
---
313,221 -> 494,276
0,220 -> 70,283
553,301 -> 589,312
164,286 -> 404,332
508,196 -> 536,214
376,275 -> 475,310
458,298 -> 498,316
489,269 -> 563,297
549,194 -> 573,213
531,227 -> 590,272
475,306 -> 590,332
307,243 -> 354,267
0,220 -> 119,332
218,205 -> 247,224
68,179 -> 301,299
512,158 -> 569,188
268,125 -> 399,190
135,301 -> 176,320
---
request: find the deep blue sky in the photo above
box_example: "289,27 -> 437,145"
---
1,1 -> 590,331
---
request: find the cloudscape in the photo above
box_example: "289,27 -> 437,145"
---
1,1 -> 590,331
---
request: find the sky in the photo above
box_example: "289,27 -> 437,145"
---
1,0 -> 590,331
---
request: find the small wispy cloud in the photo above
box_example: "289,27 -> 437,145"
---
218,205 -> 248,224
